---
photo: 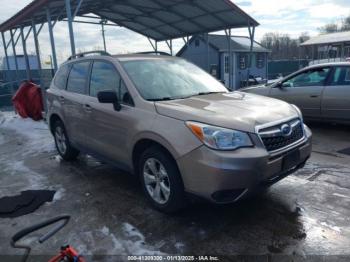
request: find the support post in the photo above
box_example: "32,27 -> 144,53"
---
32,20 -> 42,87
65,0 -> 76,56
1,32 -> 11,72
20,26 -> 31,81
101,20 -> 107,52
170,39 -> 173,56
46,8 -> 58,72
206,33 -> 210,72
10,29 -> 19,84
1,31 -> 15,99
226,29 -> 233,90
247,24 -> 255,88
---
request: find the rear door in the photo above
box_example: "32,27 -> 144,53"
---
83,60 -> 135,166
61,61 -> 91,146
269,67 -> 331,118
322,66 -> 350,122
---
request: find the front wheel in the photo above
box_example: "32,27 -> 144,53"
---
53,120 -> 79,161
139,146 -> 186,213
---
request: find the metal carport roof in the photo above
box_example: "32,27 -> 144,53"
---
300,31 -> 350,46
0,0 -> 259,41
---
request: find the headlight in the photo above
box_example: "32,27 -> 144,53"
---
186,121 -> 253,150
291,104 -> 303,121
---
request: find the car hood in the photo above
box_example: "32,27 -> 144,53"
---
241,84 -> 270,91
155,92 -> 298,133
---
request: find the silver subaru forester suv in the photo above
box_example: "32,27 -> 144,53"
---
46,52 -> 312,212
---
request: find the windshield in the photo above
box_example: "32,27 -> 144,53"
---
121,59 -> 228,101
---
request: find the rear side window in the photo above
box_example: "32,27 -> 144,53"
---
54,64 -> 70,89
67,62 -> 90,94
330,67 -> 350,86
90,61 -> 120,97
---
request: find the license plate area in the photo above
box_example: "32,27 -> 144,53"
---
282,150 -> 301,171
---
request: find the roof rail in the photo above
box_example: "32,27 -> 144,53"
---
136,51 -> 172,56
67,51 -> 111,61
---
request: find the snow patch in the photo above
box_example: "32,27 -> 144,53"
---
122,223 -> 164,255
53,187 -> 66,201
0,111 -> 54,154
70,224 -> 164,256
320,222 -> 341,233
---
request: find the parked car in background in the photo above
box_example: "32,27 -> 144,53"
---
46,52 -> 312,213
242,62 -> 350,124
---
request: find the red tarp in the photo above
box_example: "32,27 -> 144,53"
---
12,81 -> 43,121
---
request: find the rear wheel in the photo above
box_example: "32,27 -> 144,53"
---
53,120 -> 79,161
139,146 -> 186,213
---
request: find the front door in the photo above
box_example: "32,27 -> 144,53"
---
83,60 -> 135,165
269,67 -> 331,119
322,66 -> 350,122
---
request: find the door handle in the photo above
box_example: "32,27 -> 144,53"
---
310,95 -> 319,98
83,104 -> 92,112
59,96 -> 65,103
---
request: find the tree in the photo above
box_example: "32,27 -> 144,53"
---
260,32 -> 308,60
318,23 -> 339,34
341,16 -> 350,31
318,14 -> 350,33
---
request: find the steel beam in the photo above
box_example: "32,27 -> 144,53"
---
225,29 -> 233,90
65,0 -> 76,56
73,0 -> 84,19
148,38 -> 156,52
32,20 -> 42,71
206,33 -> 210,72
10,29 -> 19,83
20,26 -> 31,80
166,40 -> 173,55
46,8 -> 58,71
62,19 -> 119,27
24,26 -> 33,41
101,20 -> 107,52
1,32 -> 10,72
247,24 -> 255,87
37,23 -> 45,35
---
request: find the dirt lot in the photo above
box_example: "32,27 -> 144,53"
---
0,111 -> 350,261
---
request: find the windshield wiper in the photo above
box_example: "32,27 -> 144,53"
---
194,91 -> 226,96
147,97 -> 173,101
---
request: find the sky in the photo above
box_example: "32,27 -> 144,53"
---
0,0 -> 350,65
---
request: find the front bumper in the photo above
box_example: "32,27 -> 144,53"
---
177,128 -> 312,203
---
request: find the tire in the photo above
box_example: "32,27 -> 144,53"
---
139,146 -> 186,213
53,120 -> 80,161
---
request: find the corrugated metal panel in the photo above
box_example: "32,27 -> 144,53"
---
0,0 -> 259,41
301,31 -> 350,46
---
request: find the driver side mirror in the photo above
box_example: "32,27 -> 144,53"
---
97,91 -> 121,111
275,82 -> 291,89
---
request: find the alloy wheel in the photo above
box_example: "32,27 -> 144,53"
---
143,158 -> 171,204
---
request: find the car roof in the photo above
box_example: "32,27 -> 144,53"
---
62,54 -> 180,66
113,54 -> 180,62
305,62 -> 350,69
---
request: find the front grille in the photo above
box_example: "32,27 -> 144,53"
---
258,119 -> 304,153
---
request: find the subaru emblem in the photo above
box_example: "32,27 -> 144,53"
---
281,124 -> 292,137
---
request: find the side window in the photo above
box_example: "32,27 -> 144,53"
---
330,67 -> 350,86
90,61 -> 134,106
120,80 -> 134,106
54,64 -> 70,89
90,61 -> 121,97
283,67 -> 330,88
67,62 -> 90,94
